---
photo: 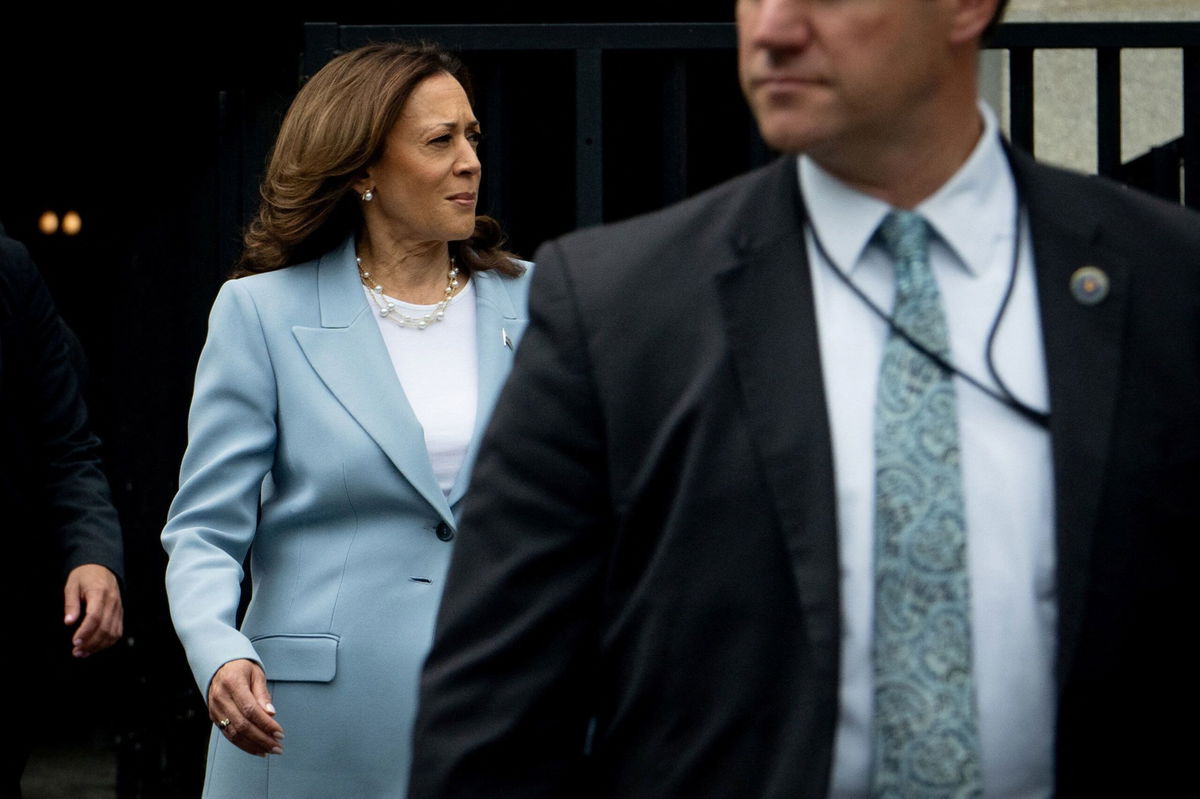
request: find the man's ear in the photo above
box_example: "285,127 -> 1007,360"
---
947,0 -> 1002,45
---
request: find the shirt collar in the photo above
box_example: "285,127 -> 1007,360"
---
798,101 -> 1017,278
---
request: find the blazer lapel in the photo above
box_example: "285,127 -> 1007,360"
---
1010,148 -> 1129,686
713,157 -> 842,672
292,238 -> 456,528
446,269 -> 528,508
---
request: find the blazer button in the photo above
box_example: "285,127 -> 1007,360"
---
435,521 -> 455,542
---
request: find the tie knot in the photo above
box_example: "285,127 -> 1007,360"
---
876,210 -> 930,265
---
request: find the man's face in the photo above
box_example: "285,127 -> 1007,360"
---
737,0 -> 955,158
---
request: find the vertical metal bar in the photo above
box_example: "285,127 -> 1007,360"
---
1009,47 -> 1035,154
1096,47 -> 1122,178
481,58 -> 510,231
216,90 -> 241,278
303,22 -> 340,82
747,124 -> 773,168
576,48 -> 604,228
1152,142 -> 1182,203
1184,46 -> 1199,209
661,55 -> 688,203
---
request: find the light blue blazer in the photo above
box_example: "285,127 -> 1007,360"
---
162,236 -> 531,798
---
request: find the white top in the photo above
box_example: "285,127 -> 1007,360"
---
806,103 -> 1057,799
367,279 -> 478,495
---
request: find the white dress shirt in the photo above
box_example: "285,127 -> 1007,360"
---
807,104 -> 1058,799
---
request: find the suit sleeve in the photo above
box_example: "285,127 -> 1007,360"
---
410,239 -> 612,798
0,236 -> 124,582
162,279 -> 277,696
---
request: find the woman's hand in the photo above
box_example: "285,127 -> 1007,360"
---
208,658 -> 285,756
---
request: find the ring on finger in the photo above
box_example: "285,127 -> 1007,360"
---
218,718 -> 232,731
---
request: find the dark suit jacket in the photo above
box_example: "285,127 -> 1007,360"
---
410,149 -> 1199,798
0,232 -> 124,636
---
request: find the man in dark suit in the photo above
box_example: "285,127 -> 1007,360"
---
410,0 -> 1198,796
1,228 -> 125,794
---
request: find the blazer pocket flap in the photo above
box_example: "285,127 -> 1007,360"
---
251,633 -> 339,683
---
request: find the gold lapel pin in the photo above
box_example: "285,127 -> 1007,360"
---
1070,266 -> 1109,306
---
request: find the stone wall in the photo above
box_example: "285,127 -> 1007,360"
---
982,0 -> 1199,173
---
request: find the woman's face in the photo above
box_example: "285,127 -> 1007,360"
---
358,72 -> 481,246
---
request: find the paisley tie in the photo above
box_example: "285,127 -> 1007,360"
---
870,211 -> 983,799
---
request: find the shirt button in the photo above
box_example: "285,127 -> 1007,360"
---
435,521 -> 455,542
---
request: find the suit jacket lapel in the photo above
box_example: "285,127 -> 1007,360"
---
714,157 -> 842,673
446,269 -> 527,508
1010,148 -> 1129,685
292,237 -> 456,528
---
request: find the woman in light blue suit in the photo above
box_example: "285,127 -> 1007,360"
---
161,43 -> 531,798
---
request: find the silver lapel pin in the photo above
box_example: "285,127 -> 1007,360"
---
502,328 -> 513,350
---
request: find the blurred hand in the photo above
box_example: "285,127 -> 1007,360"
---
63,563 -> 123,657
208,658 -> 285,757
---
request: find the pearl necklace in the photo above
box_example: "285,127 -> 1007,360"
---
357,255 -> 460,330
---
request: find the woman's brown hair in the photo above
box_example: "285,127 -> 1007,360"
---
235,42 -> 520,278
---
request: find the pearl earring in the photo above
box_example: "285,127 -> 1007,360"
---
361,188 -> 375,202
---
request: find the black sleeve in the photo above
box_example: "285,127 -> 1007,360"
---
409,238 -> 612,798
0,235 -> 124,584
